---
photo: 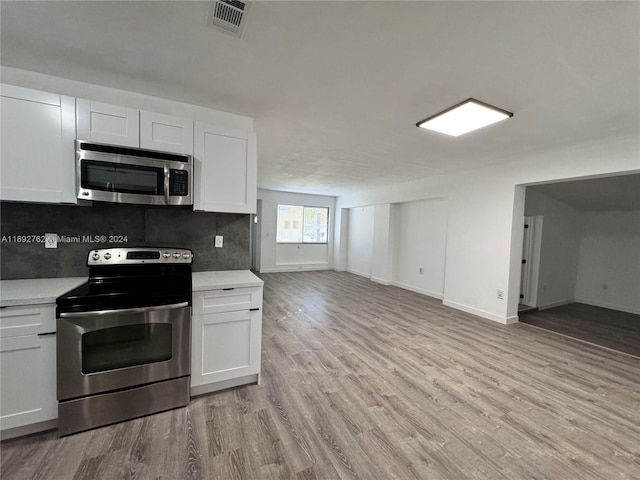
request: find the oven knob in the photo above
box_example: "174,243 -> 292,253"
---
173,252 -> 180,259
104,252 -> 112,260
92,253 -> 100,261
163,252 -> 171,259
182,253 -> 190,259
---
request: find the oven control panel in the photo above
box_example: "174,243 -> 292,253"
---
87,247 -> 193,265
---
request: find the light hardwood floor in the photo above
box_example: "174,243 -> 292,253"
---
2,271 -> 639,479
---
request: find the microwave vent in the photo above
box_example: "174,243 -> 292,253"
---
207,0 -> 251,38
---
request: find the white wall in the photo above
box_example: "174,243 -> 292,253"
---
346,205 -> 374,277
393,198 -> 448,299
257,189 -> 335,273
524,189 -> 582,309
575,210 -> 640,314
335,133 -> 640,324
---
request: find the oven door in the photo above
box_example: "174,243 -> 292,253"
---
57,303 -> 190,401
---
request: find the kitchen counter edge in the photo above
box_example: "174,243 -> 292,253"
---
0,277 -> 87,307
192,270 -> 263,291
1,270 -> 263,307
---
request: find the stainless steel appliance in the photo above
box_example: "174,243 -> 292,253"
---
76,140 -> 192,206
56,247 -> 193,436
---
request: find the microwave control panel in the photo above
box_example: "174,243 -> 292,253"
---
169,169 -> 189,196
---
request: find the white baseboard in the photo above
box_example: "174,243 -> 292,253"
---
442,299 -> 513,325
1,418 -> 57,441
260,265 -> 333,273
191,374 -> 259,398
574,298 -> 640,316
392,281 -> 443,300
505,315 -> 520,324
371,276 -> 392,286
537,299 -> 575,311
346,268 -> 371,279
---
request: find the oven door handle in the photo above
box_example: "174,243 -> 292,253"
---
58,302 -> 189,318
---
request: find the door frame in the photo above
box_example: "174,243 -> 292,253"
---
520,215 -> 543,307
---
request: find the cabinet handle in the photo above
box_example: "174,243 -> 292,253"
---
223,287 -> 235,291
59,301 -> 188,318
37,332 -> 56,336
250,308 -> 260,312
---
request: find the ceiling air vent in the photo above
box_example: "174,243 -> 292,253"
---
208,0 -> 252,38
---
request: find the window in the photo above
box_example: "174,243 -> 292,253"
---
277,204 -> 328,244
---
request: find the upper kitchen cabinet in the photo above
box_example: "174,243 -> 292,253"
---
194,122 -> 257,214
0,84 -> 76,204
77,99 -> 140,147
77,99 -> 193,155
140,111 -> 193,155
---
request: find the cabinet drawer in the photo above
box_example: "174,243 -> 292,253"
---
193,287 -> 261,315
0,305 -> 56,337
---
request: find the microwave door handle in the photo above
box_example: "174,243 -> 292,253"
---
59,301 -> 189,318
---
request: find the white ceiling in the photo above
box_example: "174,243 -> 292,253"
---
1,1 -> 639,197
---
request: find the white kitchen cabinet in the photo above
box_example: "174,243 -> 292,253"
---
0,304 -> 57,438
0,84 -> 76,204
191,286 -> 263,394
140,111 -> 193,155
76,99 -> 140,147
77,99 -> 194,155
193,122 -> 257,214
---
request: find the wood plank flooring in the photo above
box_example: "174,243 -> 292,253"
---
2,271 -> 639,479
519,303 -> 640,358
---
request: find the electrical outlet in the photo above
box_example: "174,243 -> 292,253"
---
45,233 -> 58,249
497,289 -> 504,300
215,236 -> 223,248
419,267 -> 424,275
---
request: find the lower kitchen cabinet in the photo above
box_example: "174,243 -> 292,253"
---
191,285 -> 263,396
0,304 -> 58,439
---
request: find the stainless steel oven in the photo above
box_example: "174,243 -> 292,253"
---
56,247 -> 193,436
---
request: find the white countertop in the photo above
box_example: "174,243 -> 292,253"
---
0,270 -> 263,307
192,270 -> 263,291
0,277 -> 86,307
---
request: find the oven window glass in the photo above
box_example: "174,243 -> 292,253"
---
81,323 -> 172,374
81,160 -> 164,195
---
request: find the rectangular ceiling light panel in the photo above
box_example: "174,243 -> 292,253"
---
417,98 -> 513,137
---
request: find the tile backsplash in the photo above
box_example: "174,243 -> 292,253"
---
0,202 -> 250,279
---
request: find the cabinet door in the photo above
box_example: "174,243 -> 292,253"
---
0,334 -> 57,430
140,111 -> 193,155
77,99 -> 140,147
191,309 -> 261,387
194,122 -> 257,214
0,84 -> 76,204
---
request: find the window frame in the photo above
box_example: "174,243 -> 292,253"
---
276,204 -> 330,245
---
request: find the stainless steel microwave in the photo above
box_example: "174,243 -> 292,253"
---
76,140 -> 193,206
